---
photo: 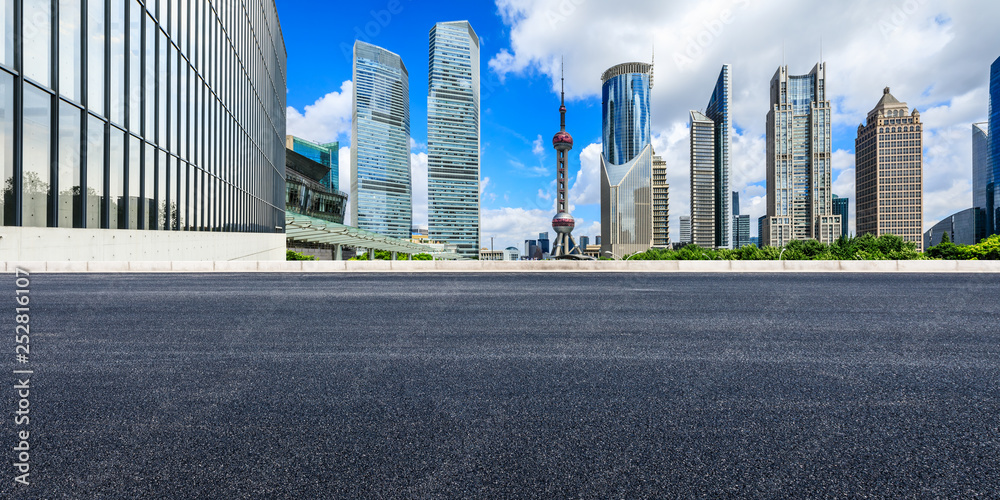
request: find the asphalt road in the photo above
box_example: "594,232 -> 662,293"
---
4,273 -> 1000,498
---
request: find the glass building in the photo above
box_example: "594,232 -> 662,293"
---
924,207 -> 987,248
600,61 -> 653,257
427,21 -> 479,259
704,64 -> 731,248
989,56 -> 1000,236
285,149 -> 346,225
763,63 -> 840,247
0,0 -> 287,261
352,40 -> 411,239
832,194 -> 849,238
286,135 -> 338,192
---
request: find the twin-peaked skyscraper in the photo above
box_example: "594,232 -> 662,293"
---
763,63 -> 841,247
352,22 -> 481,256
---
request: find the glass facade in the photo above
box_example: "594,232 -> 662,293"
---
973,123 -> 990,211
705,65 -> 731,248
990,56 -> 999,236
832,194 -> 848,238
601,63 -> 651,166
764,63 -> 839,246
0,0 -> 286,233
352,40 -> 411,239
427,21 -> 480,259
287,135 -> 338,192
600,62 -> 653,256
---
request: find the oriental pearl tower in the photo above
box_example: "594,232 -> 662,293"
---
550,62 -> 582,257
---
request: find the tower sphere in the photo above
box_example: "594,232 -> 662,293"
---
553,131 -> 574,149
552,212 -> 576,234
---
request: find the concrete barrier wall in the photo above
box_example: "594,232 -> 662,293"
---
4,260 -> 1000,273
0,227 -> 286,262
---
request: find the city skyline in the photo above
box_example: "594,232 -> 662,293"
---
280,1 -> 1000,252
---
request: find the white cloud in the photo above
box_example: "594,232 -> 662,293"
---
569,143 -> 603,206
532,134 -> 545,156
286,80 -> 353,144
339,146 -> 352,225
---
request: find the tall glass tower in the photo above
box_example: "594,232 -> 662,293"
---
973,122 -> 990,211
427,21 -> 480,259
705,65 -> 731,248
352,41 -> 411,239
600,61 -> 653,257
763,63 -> 840,246
989,56 -> 1000,236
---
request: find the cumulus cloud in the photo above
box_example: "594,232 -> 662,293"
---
490,0 -> 1000,239
286,80 -> 353,144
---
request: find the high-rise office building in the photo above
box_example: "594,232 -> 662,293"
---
679,216 -> 692,244
831,195 -> 849,239
732,191 -> 745,247
579,236 -> 590,248
0,0 -> 287,261
538,232 -> 550,255
973,123 -> 990,212
428,21 -> 480,258
600,61 -> 654,257
352,41 -> 411,239
689,110 -> 716,248
855,87 -> 923,250
989,56 -> 1000,235
687,66 -> 731,249
763,63 -> 840,247
286,136 -> 340,193
734,215 -> 750,248
758,215 -> 767,247
705,65 -> 732,248
652,154 -> 670,247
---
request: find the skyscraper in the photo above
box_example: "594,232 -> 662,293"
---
652,154 -> 670,247
687,66 -> 731,249
689,110 -> 716,248
286,136 -> 340,192
352,41 -> 412,239
855,88 -> 923,250
705,65 -> 732,248
734,215 -> 750,248
763,63 -> 840,246
832,195 -> 849,239
989,56 -> 1000,235
428,21 -> 480,258
601,61 -> 654,257
973,123 -> 990,211
679,216 -> 692,244
732,191 -> 741,216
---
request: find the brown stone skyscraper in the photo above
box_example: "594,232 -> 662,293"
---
855,87 -> 924,251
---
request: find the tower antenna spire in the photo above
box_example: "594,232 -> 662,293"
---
559,56 -> 566,131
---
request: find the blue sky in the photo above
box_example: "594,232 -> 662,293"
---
279,0 -> 1000,251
